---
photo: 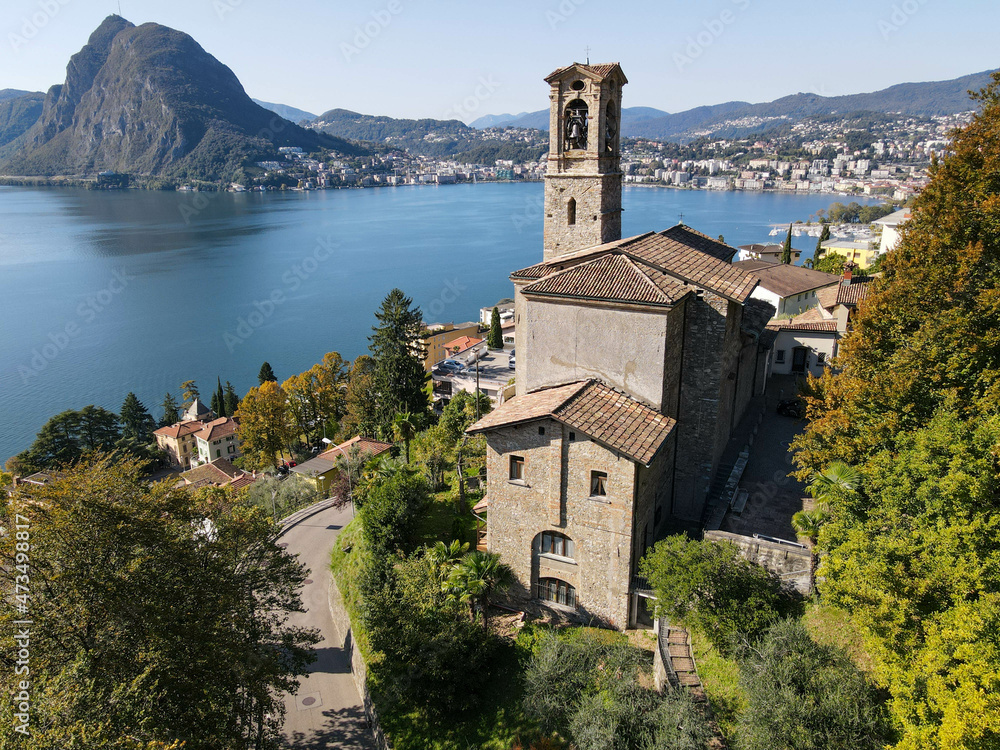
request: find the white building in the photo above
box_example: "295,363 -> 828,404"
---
733,260 -> 840,318
873,207 -> 912,255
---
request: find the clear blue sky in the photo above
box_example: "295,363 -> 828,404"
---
3,0 -> 997,121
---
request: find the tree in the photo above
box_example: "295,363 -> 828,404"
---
282,352 -> 348,448
258,362 -> 277,385
359,469 -> 429,557
443,550 -> 515,630
180,380 -> 199,407
813,223 -> 831,266
369,289 -> 428,438
487,307 -> 503,349
339,355 -> 379,439
392,411 -> 417,463
439,389 -> 492,443
214,377 -> 226,418
235,381 -> 293,470
790,74 -> 1000,748
639,535 -> 794,654
119,392 -> 156,453
223,382 -> 240,417
735,620 -> 891,750
160,393 -> 180,427
781,224 -> 793,264
16,406 -> 122,471
0,457 -> 320,749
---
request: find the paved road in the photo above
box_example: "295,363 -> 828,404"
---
278,503 -> 375,749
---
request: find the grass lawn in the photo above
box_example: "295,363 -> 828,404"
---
688,628 -> 746,741
801,601 -> 874,672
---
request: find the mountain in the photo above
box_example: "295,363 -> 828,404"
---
252,99 -> 317,124
1,16 -> 364,182
0,92 -> 45,157
0,89 -> 39,104
476,70 -> 997,141
307,108 -> 479,157
469,112 -> 530,129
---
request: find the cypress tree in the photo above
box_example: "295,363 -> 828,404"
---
814,224 -> 831,266
224,381 -> 240,417
781,224 -> 793,264
215,377 -> 226,417
487,307 -> 503,349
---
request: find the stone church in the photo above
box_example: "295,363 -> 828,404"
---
468,62 -> 773,629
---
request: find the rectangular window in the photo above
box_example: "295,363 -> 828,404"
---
817,352 -> 826,364
538,426 -> 545,436
228,446 -> 235,454
568,431 -> 576,441
590,471 -> 608,496
776,350 -> 786,364
509,455 -> 524,481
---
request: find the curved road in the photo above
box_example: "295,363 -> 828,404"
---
278,502 -> 375,749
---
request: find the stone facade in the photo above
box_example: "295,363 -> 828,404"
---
483,416 -> 674,628
542,64 -> 626,261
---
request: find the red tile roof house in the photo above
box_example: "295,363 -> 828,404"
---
289,436 -> 394,496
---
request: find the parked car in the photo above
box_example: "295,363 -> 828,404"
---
777,398 -> 805,419
508,348 -> 516,370
439,359 -> 464,372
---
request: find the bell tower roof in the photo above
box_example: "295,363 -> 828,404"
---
545,62 -> 628,85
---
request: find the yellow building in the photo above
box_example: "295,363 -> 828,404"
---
421,322 -> 480,371
819,239 -> 879,268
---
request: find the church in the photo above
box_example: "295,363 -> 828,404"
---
467,62 -> 774,629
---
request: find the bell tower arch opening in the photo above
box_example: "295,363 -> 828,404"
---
542,62 -> 628,262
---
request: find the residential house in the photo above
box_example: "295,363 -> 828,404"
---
820,238 -> 879,268
737,243 -> 801,264
873,207 -> 911,255
733,260 -> 840,317
289,436 -> 394,495
178,457 -> 257,491
480,300 -> 515,325
154,420 -> 206,469
421,322 -> 480,372
193,417 -> 241,466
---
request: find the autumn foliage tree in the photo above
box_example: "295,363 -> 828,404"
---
236,381 -> 293,470
791,74 -> 1000,748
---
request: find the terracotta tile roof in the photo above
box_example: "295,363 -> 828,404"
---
292,436 -> 395,477
733,260 -> 840,298
180,458 -> 242,486
522,253 -> 691,308
154,420 -> 205,439
836,279 -> 872,306
467,380 -> 676,467
511,228 -> 758,303
816,284 -> 839,311
228,474 -> 260,491
194,416 -> 239,442
766,320 -> 839,332
545,62 -> 626,83
444,335 -> 484,354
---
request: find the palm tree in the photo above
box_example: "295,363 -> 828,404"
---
444,550 -> 515,631
808,461 -> 860,509
792,509 -> 826,545
427,540 -> 469,583
392,411 -> 418,463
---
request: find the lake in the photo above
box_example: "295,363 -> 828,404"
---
0,182 -> 861,463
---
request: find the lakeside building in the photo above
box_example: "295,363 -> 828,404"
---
467,62 -> 775,630
733,260 -> 840,318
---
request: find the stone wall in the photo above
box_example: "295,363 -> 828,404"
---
704,529 -> 813,596
484,419 -> 642,629
543,173 -> 622,260
327,576 -> 391,750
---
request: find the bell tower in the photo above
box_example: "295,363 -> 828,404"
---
542,63 -> 627,261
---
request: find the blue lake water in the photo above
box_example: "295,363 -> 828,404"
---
0,182 -> 862,462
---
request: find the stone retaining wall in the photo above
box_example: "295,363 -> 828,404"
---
328,575 -> 392,750
704,529 -> 812,595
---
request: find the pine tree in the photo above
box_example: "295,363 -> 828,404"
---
211,390 -> 222,417
258,362 -> 277,385
215,377 -> 226,417
160,393 -> 180,426
224,381 -> 240,417
180,380 -> 199,407
781,224 -> 793,264
487,307 -> 503,349
369,289 -> 428,438
120,393 -> 155,443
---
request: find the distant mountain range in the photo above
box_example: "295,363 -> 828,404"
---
0,16 -> 363,182
252,99 -> 317,125
471,70 -> 997,140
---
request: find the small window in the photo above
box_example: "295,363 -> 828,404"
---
567,197 -> 577,226
509,455 -> 524,481
538,426 -> 546,436
776,350 -> 786,364
541,531 -> 575,559
590,471 -> 608,496
228,446 -> 235,454
538,577 -> 577,608
216,449 -> 221,458
568,432 -> 576,441
817,352 -> 826,364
